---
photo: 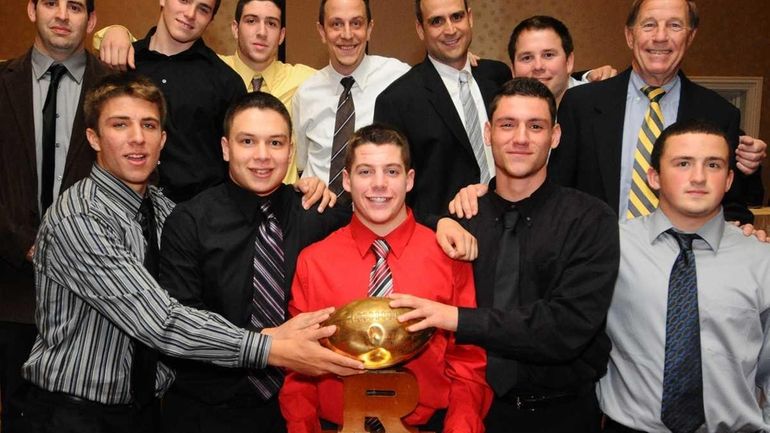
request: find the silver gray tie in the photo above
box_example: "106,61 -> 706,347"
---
459,70 -> 490,184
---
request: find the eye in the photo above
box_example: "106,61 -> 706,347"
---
676,160 -> 690,167
640,21 -> 657,32
543,52 -> 556,59
707,161 -> 723,169
450,12 -> 465,22
241,138 -> 254,146
499,122 -> 513,129
68,2 -> 85,13
386,168 -> 401,176
517,54 -> 533,63
428,17 -> 444,27
266,19 -> 280,28
142,122 -> 157,130
244,17 -> 256,24
351,19 -> 363,29
269,139 -> 284,147
111,121 -> 127,129
668,21 -> 685,32
357,168 -> 371,176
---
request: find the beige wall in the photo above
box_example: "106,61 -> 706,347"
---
2,0 -> 769,196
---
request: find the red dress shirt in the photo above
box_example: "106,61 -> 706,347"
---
280,210 -> 492,433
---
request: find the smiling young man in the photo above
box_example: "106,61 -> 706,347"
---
373,0 -> 511,218
0,1 -> 107,431
216,0 -> 316,184
390,78 -> 619,432
20,74 -> 365,433
292,0 -> 410,202
281,124 -> 491,433
598,120 -> 770,432
157,91 -> 356,433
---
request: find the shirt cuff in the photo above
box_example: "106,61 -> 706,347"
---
455,306 -> 489,345
241,330 -> 271,369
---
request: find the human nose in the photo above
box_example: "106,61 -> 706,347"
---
128,124 -> 146,145
252,142 -> 269,160
653,22 -> 669,41
690,163 -> 706,184
54,2 -> 69,20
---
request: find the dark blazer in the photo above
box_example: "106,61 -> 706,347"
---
551,67 -> 756,223
0,49 -> 106,323
374,57 -> 511,218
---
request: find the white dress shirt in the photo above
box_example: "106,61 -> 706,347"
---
427,56 -> 495,181
598,209 -> 770,432
293,55 -> 410,182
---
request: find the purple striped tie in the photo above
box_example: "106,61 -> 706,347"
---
368,239 -> 393,297
248,201 -> 285,399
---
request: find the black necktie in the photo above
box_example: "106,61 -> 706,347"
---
41,64 -> 67,212
329,76 -> 355,204
486,207 -> 521,396
247,201 -> 285,399
661,230 -> 705,433
131,195 -> 159,406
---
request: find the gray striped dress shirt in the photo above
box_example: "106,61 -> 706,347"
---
22,165 -> 270,404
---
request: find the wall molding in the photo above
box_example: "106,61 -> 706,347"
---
689,76 -> 764,137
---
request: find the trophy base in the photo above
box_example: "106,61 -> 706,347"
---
325,369 -> 431,433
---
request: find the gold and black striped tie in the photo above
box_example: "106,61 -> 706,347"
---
627,86 -> 666,219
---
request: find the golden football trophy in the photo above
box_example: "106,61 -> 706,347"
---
320,298 -> 436,433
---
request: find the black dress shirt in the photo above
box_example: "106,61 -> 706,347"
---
159,181 -> 350,403
134,28 -> 246,203
456,180 -> 620,393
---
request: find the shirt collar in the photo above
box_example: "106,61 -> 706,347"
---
349,208 -> 416,259
31,46 -> 87,84
630,69 -> 680,99
490,178 -> 556,224
135,27 -> 210,59
428,54 -> 472,82
225,179 -> 289,224
231,51 -> 283,92
90,164 -> 144,216
647,207 -> 724,251
327,54 -> 371,90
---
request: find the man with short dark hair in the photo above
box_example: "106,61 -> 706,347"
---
218,0 -> 316,184
552,0 -> 764,223
391,78 -> 619,432
281,123 -> 491,433
374,0 -> 511,218
0,1 -> 105,430
158,91 -> 351,433
21,74 -> 365,433
598,119 -> 770,431
293,0 -> 410,202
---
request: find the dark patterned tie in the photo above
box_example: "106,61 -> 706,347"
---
252,75 -> 263,92
486,207 -> 520,396
41,64 -> 67,212
368,239 -> 393,297
329,76 -> 355,202
132,195 -> 159,406
661,229 -> 705,433
248,201 -> 285,399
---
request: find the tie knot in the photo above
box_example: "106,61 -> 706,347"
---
371,239 -> 390,259
666,229 -> 698,251
252,75 -> 264,91
138,196 -> 153,221
642,86 -> 666,102
459,70 -> 471,85
48,64 -> 67,84
503,207 -> 519,230
260,201 -> 275,219
341,76 -> 355,92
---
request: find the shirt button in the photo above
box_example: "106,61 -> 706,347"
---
161,79 -> 167,84
55,113 -> 60,119
55,142 -> 61,148
57,176 -> 62,181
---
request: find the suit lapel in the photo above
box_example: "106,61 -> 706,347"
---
593,69 -> 632,213
2,50 -> 37,183
61,52 -> 96,189
418,59 -> 475,159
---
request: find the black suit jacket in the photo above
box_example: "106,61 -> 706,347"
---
551,68 -> 757,223
374,57 -> 511,218
0,49 -> 106,323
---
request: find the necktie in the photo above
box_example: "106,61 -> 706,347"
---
131,195 -> 159,406
41,64 -> 68,212
252,75 -> 264,92
368,239 -> 393,297
248,201 -> 285,399
627,86 -> 666,219
486,207 -> 520,396
459,70 -> 491,185
329,76 -> 356,202
661,230 -> 705,433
